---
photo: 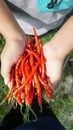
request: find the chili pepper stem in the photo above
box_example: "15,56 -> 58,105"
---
23,106 -> 30,122
39,104 -> 43,113
1,28 -> 53,123
28,105 -> 37,121
13,102 -> 18,109
20,104 -> 23,115
0,99 -> 6,106
23,105 -> 37,122
42,91 -> 53,104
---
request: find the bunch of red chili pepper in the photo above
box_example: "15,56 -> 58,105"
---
1,28 -> 53,121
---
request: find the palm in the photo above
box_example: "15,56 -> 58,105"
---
43,43 -> 63,86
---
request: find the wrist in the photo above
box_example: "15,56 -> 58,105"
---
0,0 -> 27,43
5,29 -> 27,46
48,39 -> 66,62
49,16 -> 73,60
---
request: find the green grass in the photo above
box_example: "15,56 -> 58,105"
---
0,33 -> 6,53
51,95 -> 73,130
0,74 -> 10,123
0,29 -> 73,130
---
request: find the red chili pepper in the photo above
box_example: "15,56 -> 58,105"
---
15,90 -> 22,105
14,61 -> 40,95
25,36 -> 35,49
33,28 -> 41,54
5,66 -> 15,101
38,74 -> 52,98
40,47 -> 46,79
15,56 -> 23,88
24,59 -> 34,105
34,72 -> 42,105
25,48 -> 39,60
1,28 -> 53,121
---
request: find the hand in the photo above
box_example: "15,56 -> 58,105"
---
1,35 -> 27,86
43,42 -> 64,87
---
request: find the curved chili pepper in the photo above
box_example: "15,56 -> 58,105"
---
14,61 -> 40,95
1,28 -> 53,122
33,28 -> 41,54
34,72 -> 42,105
4,66 -> 15,101
15,56 -> 23,88
25,48 -> 39,60
24,60 -> 34,105
38,74 -> 52,98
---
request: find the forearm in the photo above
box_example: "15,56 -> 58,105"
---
50,16 -> 73,60
0,0 -> 26,42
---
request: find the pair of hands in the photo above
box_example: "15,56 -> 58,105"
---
1,37 -> 64,88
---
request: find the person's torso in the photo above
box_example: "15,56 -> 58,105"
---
7,0 -> 72,24
6,0 -> 73,35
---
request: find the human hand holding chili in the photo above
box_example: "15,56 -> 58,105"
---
43,41 -> 64,87
1,35 -> 27,86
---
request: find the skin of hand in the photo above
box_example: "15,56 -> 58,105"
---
1,36 -> 28,86
43,42 -> 64,86
0,0 -> 27,86
43,16 -> 73,86
0,1 -> 73,88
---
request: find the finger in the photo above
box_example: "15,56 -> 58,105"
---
1,58 -> 12,86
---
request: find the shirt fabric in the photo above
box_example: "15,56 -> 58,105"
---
37,0 -> 73,12
14,117 -> 66,130
7,0 -> 72,36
